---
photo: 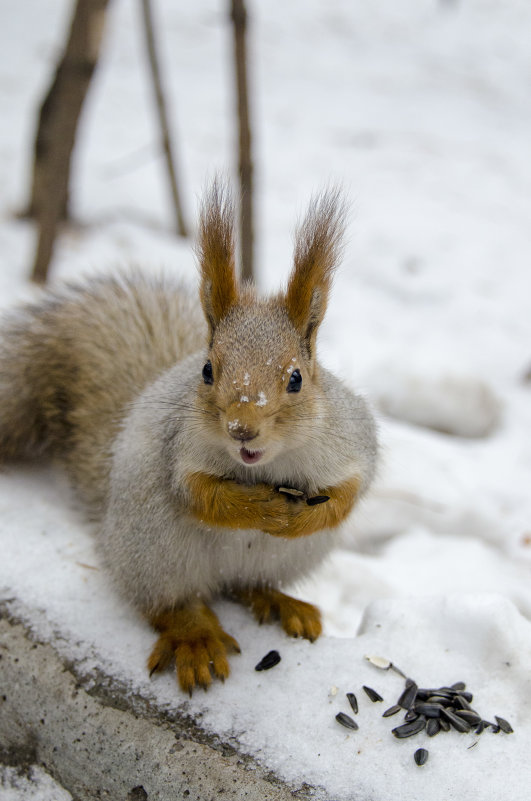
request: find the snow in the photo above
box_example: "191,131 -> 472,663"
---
0,766 -> 73,801
1,0 -> 531,798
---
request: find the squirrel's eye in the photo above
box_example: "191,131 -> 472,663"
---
287,368 -> 302,393
202,361 -> 214,385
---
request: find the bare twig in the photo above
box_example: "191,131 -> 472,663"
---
230,0 -> 254,282
140,0 -> 188,237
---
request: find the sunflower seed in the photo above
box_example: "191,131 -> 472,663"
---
475,721 -> 488,735
426,694 -> 453,704
417,688 -> 453,702
438,687 -> 473,702
442,708 -> 471,733
427,718 -> 441,737
414,702 -> 444,718
306,494 -> 330,506
404,709 -> 419,722
453,694 -> 473,711
392,716 -> 426,739
450,681 -> 466,691
346,692 -> 358,714
336,712 -> 358,730
255,650 -> 281,671
494,716 -> 513,734
414,748 -> 429,766
398,681 -> 418,710
490,724 -> 501,734
454,710 -> 482,726
382,704 -> 401,718
362,685 -> 383,702
439,717 -> 451,732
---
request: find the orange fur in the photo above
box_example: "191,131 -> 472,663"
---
196,179 -> 239,340
148,602 -> 240,694
285,189 -> 347,355
185,471 -> 360,538
233,587 -> 322,641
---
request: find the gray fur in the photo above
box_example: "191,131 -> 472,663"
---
0,271 -> 377,616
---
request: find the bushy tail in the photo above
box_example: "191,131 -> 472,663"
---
0,306 -> 63,462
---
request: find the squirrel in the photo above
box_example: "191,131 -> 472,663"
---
0,180 -> 377,693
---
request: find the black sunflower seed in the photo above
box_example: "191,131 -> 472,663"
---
442,708 -> 471,733
450,681 -> 466,691
414,702 -> 444,718
336,712 -> 359,730
438,687 -> 473,702
454,710 -> 482,726
426,694 -> 452,704
306,495 -> 330,506
414,748 -> 429,766
362,685 -> 383,702
475,721 -> 488,735
404,709 -> 419,722
392,716 -> 426,739
382,704 -> 401,718
255,650 -> 281,671
439,717 -> 451,732
426,718 -> 441,737
490,724 -> 501,733
346,692 -> 358,714
494,716 -> 513,734
453,694 -> 473,711
397,681 -> 418,710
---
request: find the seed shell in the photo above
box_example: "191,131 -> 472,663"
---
414,748 -> 429,766
365,655 -> 392,670
277,486 -> 305,498
494,716 -> 513,734
398,681 -> 418,710
414,702 -> 444,718
306,494 -> 330,506
426,718 -> 441,737
336,712 -> 359,730
362,685 -> 384,702
382,704 -> 401,718
454,710 -> 482,726
453,694 -> 473,711
346,692 -> 358,714
255,650 -> 281,671
442,708 -> 471,733
392,716 -> 426,739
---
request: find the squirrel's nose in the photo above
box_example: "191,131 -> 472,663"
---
228,424 -> 259,442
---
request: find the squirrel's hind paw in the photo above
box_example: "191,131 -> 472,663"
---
147,603 -> 240,694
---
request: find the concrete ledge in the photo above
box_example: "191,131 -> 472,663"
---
0,608 -> 316,801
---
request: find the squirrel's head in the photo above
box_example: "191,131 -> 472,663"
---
195,179 -> 347,469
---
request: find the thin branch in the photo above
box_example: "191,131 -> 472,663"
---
140,0 -> 188,237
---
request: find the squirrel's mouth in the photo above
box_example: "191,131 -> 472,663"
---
239,446 -> 264,465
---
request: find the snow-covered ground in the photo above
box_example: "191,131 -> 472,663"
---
1,1 -> 530,798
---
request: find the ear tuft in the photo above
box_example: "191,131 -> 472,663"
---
196,178 -> 239,339
285,188 -> 348,354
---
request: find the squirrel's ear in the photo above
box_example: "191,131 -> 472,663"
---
285,189 -> 347,357
197,179 -> 239,341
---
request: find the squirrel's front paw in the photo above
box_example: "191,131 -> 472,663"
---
148,603 -> 240,694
